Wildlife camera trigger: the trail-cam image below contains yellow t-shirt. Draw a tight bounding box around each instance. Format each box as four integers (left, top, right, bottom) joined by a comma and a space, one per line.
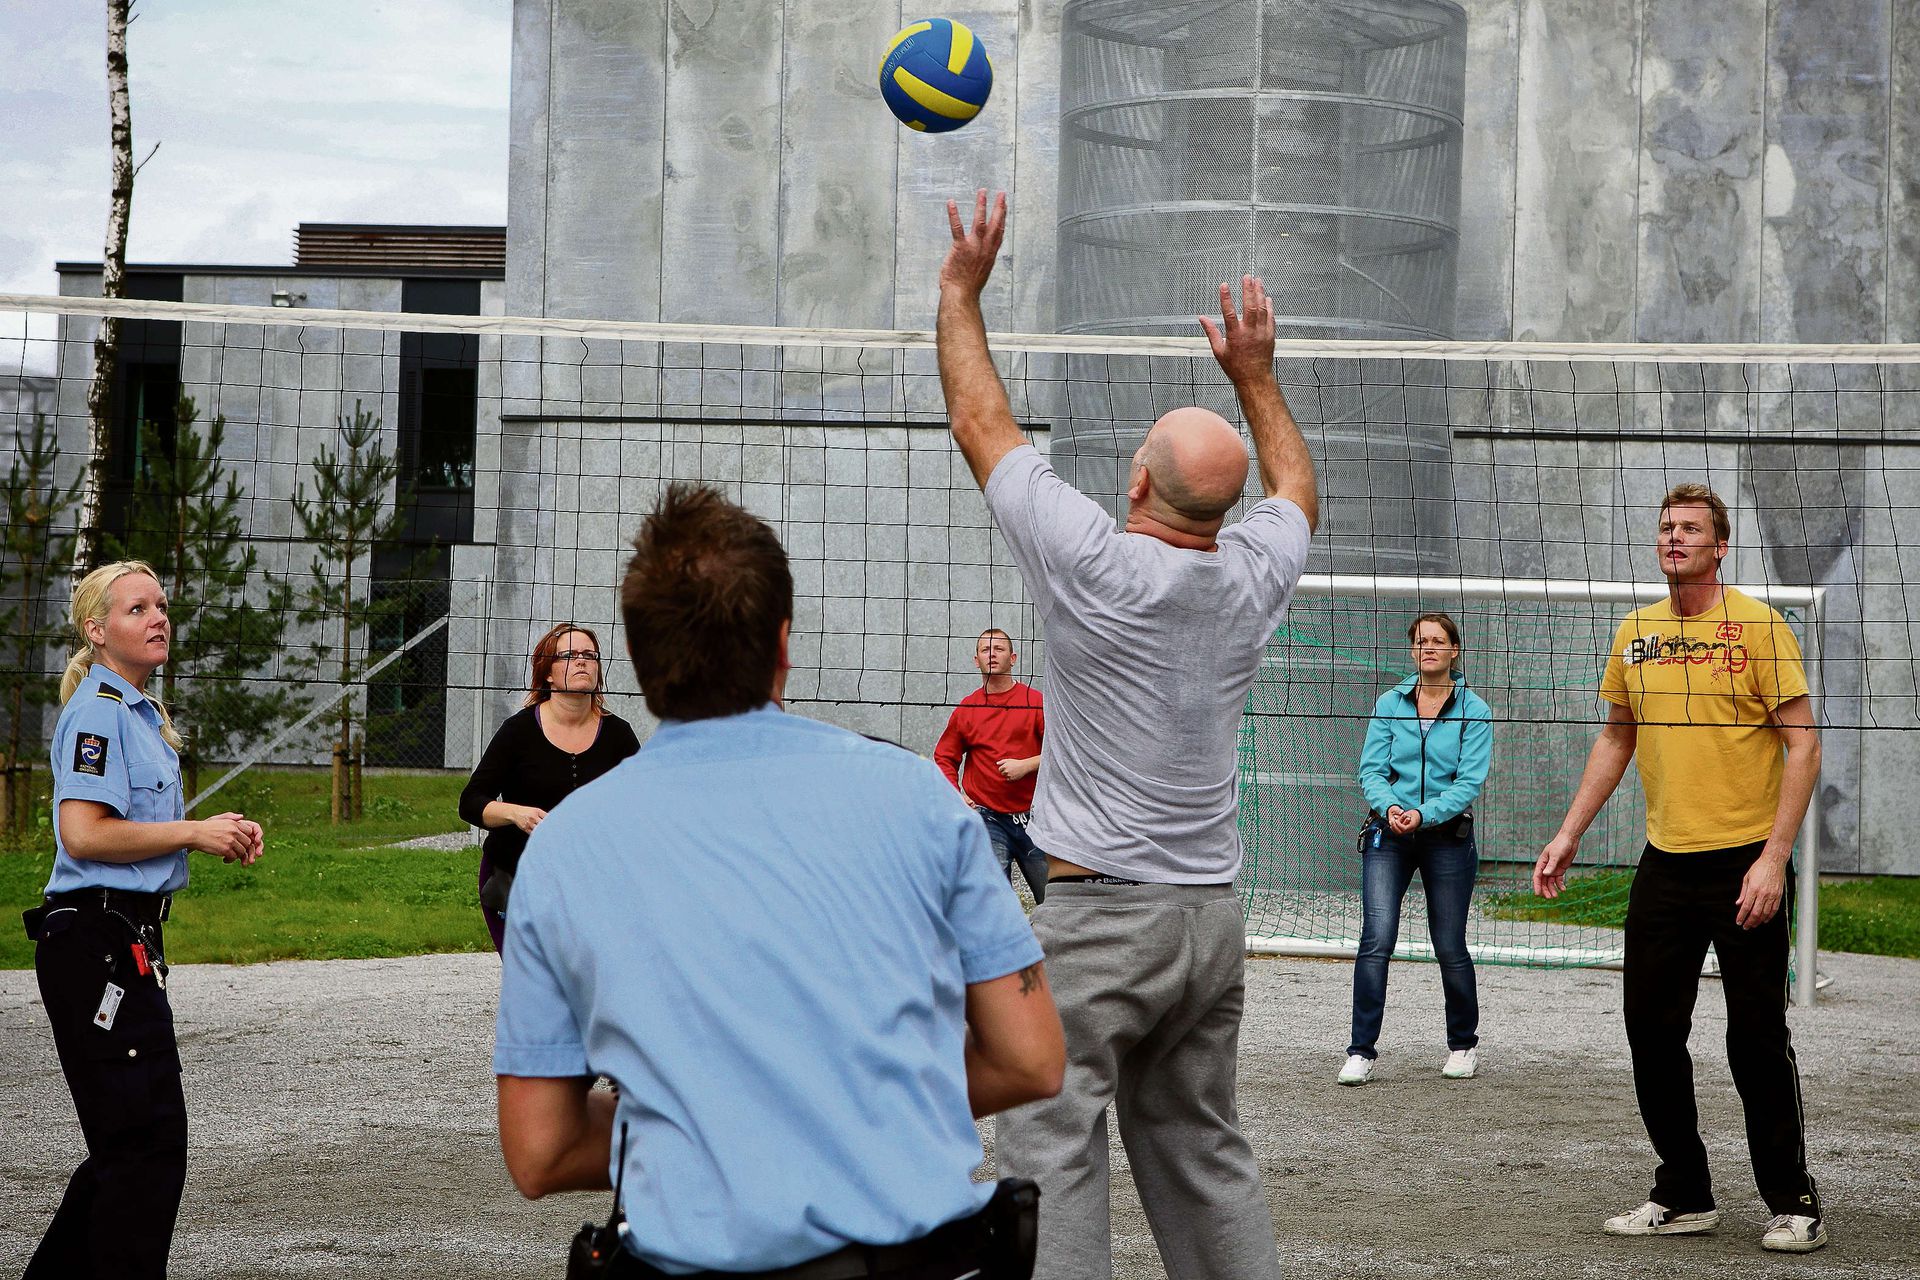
1599, 586, 1809, 853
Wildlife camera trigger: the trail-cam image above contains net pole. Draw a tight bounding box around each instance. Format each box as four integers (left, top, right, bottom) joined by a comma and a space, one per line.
1793, 588, 1825, 1007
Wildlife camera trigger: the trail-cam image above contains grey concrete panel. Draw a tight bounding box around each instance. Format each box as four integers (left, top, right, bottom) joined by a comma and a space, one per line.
660, 0, 783, 323
775, 0, 901, 328
1635, 0, 1767, 342
1455, 0, 1520, 339
1010, 0, 1063, 334
544, 0, 667, 320
1892, 6, 1920, 342
509, 0, 554, 317
1760, 0, 1889, 342
1511, 0, 1641, 341
891, 2, 1019, 334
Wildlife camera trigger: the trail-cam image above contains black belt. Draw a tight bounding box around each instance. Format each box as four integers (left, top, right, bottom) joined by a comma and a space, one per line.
606, 1179, 1036, 1280
46, 887, 172, 923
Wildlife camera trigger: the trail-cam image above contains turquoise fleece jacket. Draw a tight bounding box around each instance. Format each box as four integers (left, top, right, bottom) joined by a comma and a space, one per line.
1357, 674, 1493, 826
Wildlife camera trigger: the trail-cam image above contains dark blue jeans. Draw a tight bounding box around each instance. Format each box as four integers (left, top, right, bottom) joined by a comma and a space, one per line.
1348, 816, 1480, 1058
979, 807, 1047, 903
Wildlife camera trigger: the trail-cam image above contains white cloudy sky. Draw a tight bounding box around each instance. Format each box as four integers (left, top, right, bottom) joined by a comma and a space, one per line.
1, 0, 509, 362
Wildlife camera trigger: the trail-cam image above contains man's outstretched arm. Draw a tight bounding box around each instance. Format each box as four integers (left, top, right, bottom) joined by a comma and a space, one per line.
1201, 277, 1318, 530
937, 190, 1028, 490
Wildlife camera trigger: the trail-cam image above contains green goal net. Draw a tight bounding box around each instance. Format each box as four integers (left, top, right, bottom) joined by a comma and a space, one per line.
1239, 581, 1817, 970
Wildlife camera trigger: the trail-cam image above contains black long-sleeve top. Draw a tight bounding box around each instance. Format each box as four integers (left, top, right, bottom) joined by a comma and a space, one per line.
459, 705, 641, 874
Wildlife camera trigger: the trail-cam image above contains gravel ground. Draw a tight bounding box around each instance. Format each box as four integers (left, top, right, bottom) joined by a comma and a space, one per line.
2, 948, 1914, 1278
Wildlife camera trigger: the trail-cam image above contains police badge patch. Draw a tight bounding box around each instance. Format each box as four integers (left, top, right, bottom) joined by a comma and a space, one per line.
74, 732, 109, 777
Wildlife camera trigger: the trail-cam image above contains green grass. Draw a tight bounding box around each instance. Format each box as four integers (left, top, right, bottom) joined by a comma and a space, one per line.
1818, 876, 1920, 959
1484, 867, 1920, 960
8, 768, 1917, 965
0, 769, 491, 969
1482, 868, 1637, 928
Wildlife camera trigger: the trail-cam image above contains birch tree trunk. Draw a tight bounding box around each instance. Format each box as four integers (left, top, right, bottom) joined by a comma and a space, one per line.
74, 0, 136, 585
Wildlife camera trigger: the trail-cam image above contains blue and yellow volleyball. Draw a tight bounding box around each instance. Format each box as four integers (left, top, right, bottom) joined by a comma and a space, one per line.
879, 19, 993, 133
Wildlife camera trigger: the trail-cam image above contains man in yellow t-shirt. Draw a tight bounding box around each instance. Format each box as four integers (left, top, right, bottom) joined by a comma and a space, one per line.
1534, 483, 1826, 1255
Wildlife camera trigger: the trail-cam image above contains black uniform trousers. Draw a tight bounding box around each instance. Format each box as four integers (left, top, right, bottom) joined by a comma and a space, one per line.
27, 903, 188, 1280
1622, 841, 1820, 1219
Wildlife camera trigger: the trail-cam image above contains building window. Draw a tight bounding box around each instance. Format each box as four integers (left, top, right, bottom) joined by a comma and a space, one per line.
398, 278, 480, 545
103, 274, 184, 541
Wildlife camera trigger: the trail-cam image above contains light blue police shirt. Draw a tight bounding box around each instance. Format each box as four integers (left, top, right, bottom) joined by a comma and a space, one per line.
46, 664, 188, 895
493, 705, 1042, 1275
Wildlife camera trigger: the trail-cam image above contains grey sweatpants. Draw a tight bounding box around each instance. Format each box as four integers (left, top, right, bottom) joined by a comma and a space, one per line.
995, 883, 1282, 1280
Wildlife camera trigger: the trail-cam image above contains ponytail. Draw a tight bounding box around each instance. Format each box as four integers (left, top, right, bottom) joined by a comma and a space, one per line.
64, 561, 186, 752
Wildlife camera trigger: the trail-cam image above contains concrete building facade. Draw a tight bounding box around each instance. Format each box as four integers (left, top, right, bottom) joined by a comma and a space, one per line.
494, 0, 1920, 875
21, 229, 509, 777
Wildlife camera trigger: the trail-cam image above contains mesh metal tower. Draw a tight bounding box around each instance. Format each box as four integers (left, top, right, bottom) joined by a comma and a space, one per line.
1052, 1, 1469, 893
1057, 0, 1467, 340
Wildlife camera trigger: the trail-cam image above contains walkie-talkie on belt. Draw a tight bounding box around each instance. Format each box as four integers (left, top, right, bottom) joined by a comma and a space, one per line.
567, 1121, 629, 1278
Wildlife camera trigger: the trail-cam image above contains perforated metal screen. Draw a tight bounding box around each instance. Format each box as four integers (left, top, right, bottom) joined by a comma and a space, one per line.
1059, 0, 1467, 341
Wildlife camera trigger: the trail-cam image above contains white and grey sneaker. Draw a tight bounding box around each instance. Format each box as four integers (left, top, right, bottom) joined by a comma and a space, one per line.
1603, 1201, 1721, 1236
1760, 1214, 1826, 1252
1337, 1054, 1374, 1086
1441, 1048, 1478, 1079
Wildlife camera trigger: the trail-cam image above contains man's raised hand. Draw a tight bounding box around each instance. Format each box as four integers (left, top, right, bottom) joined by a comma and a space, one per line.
939, 189, 1007, 299
1200, 275, 1277, 385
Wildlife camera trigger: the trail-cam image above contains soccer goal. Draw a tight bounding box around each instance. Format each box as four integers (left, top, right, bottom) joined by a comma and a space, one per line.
1239, 573, 1824, 1006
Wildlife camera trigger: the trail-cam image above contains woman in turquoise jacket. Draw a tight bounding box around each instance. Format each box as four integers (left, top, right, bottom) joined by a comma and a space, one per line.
1339, 612, 1493, 1086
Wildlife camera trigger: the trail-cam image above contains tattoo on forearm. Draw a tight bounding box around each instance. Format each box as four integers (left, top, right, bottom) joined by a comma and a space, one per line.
1018, 963, 1041, 996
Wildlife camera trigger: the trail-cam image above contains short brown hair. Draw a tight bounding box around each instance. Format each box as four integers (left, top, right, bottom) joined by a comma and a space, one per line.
524, 622, 607, 712
621, 484, 793, 721
1659, 483, 1730, 543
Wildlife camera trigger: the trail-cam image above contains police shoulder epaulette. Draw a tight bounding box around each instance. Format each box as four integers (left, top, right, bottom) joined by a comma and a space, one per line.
95, 687, 123, 702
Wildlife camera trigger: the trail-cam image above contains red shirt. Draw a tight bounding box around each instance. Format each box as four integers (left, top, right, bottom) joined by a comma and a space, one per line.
934, 681, 1045, 814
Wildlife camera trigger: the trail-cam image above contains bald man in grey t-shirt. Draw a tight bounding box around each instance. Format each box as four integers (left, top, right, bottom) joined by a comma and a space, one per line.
936, 190, 1318, 1280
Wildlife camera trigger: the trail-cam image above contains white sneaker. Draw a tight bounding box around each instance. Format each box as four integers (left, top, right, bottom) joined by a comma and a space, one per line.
1603, 1201, 1721, 1236
1441, 1048, 1478, 1079
1760, 1214, 1826, 1252
1336, 1054, 1374, 1086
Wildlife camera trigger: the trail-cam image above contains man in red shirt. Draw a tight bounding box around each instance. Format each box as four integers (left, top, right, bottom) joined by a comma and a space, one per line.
935, 629, 1047, 900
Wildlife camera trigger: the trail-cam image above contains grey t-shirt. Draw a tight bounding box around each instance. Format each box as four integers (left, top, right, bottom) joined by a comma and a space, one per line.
984, 446, 1312, 883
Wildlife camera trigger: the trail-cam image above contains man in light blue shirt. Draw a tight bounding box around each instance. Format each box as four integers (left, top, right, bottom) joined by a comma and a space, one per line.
494, 484, 1065, 1279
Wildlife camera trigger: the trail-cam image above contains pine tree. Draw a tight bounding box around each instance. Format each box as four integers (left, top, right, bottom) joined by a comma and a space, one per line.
290, 401, 409, 823
0, 415, 81, 836
105, 395, 301, 797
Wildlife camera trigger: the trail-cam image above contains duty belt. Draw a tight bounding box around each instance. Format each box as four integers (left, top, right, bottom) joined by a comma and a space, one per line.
46, 886, 172, 923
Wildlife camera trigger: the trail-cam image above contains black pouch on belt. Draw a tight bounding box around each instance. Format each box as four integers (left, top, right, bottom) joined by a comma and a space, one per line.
566, 1121, 629, 1279
480, 867, 515, 917
980, 1177, 1041, 1279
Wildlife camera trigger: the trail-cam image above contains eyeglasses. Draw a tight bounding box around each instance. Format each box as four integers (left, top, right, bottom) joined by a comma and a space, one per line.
555, 650, 603, 664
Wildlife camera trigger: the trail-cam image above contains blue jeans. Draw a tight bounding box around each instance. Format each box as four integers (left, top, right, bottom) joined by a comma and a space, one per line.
1348, 816, 1479, 1058
979, 807, 1048, 903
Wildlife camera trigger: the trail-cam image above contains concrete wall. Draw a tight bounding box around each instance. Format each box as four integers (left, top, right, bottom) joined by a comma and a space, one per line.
1451, 0, 1920, 873
509, 0, 1059, 332
1450, 0, 1917, 345
496, 0, 1920, 874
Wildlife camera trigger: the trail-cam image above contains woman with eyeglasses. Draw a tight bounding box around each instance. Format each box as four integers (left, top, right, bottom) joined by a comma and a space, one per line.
1338, 611, 1494, 1087
459, 623, 640, 952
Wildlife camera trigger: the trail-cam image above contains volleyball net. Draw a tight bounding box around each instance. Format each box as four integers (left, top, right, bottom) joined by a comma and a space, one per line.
2, 293, 1917, 985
